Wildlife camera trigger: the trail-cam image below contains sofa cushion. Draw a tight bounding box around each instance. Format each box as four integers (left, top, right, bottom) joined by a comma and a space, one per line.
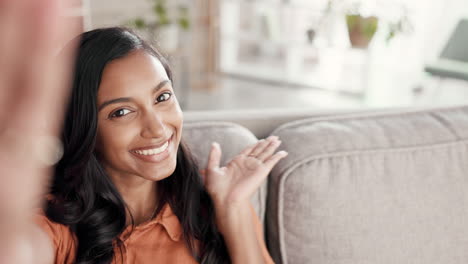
182, 121, 267, 222
267, 106, 468, 264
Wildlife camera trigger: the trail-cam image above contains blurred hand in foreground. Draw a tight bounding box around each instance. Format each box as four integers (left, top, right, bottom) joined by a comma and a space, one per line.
0, 0, 80, 263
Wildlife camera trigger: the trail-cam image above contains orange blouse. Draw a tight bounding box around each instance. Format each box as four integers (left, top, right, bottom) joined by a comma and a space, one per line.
36, 203, 274, 263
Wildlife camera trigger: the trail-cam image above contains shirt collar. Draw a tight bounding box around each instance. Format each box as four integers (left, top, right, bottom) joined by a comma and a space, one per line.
120, 203, 183, 242
153, 203, 183, 242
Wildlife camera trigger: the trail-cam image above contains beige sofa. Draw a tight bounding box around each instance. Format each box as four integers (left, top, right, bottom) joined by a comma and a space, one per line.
182, 105, 468, 264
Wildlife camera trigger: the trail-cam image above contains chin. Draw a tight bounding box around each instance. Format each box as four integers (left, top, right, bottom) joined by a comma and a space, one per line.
145, 172, 173, 182
142, 159, 177, 182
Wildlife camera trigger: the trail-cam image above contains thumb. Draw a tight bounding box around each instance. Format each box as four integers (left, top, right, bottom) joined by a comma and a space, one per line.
207, 142, 221, 170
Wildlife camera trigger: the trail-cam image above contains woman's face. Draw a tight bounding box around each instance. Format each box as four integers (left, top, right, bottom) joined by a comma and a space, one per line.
96, 50, 183, 183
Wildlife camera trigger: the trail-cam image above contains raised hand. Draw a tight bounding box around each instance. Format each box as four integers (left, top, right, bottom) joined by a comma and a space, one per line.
200, 136, 288, 210
199, 136, 288, 263
0, 0, 80, 263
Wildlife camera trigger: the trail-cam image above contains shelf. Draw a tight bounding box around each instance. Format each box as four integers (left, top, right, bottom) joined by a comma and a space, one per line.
221, 40, 372, 92
219, 0, 330, 10
221, 32, 331, 48
218, 0, 369, 93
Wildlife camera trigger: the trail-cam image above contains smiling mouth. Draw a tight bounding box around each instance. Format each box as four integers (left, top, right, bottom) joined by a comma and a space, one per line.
130, 134, 173, 156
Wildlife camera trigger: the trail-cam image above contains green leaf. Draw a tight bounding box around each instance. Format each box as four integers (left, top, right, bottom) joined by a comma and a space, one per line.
177, 6, 190, 30
346, 14, 358, 30
362, 18, 378, 39
178, 17, 190, 30
386, 30, 396, 43
153, 2, 167, 17
159, 14, 170, 26
131, 17, 147, 29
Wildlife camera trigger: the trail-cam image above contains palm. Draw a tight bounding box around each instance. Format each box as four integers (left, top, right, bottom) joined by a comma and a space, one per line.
200, 136, 288, 206
0, 1, 79, 263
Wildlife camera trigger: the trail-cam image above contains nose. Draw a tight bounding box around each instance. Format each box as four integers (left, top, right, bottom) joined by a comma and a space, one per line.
140, 111, 169, 139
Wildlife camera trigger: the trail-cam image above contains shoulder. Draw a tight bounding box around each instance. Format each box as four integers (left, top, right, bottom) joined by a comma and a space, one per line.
34, 211, 71, 245
34, 209, 77, 264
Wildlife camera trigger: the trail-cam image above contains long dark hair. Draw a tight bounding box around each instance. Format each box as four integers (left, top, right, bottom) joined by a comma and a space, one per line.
46, 27, 230, 264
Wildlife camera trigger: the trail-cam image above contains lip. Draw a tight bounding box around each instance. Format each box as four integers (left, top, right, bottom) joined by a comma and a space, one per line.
131, 134, 173, 151
130, 134, 173, 163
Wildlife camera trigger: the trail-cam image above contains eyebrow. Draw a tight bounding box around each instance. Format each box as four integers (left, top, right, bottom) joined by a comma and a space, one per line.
98, 80, 170, 112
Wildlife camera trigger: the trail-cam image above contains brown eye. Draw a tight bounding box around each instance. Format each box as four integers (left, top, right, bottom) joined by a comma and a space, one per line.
156, 92, 172, 103
110, 108, 132, 118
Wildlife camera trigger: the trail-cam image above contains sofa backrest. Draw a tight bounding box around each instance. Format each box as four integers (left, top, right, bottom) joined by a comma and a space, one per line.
267, 105, 468, 264
184, 107, 440, 139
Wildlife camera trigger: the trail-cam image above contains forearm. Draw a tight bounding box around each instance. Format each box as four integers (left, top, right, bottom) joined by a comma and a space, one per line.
215, 202, 265, 264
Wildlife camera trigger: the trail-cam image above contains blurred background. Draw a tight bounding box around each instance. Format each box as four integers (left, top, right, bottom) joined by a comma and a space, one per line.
71, 0, 468, 111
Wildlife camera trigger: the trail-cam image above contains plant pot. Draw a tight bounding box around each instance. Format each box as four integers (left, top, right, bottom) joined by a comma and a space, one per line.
346, 14, 379, 49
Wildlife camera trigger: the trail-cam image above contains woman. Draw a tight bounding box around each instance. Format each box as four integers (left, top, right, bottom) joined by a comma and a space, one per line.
34, 27, 288, 264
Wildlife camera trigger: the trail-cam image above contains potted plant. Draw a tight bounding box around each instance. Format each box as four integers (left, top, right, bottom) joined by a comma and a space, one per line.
345, 14, 378, 48
127, 0, 190, 53
327, 0, 413, 49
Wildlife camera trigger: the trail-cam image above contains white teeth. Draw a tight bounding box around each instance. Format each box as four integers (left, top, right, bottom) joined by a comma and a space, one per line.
134, 140, 169, 156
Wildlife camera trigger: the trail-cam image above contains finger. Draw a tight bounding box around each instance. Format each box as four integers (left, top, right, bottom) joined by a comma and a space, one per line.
257, 139, 282, 162
40, 9, 82, 136
0, 0, 29, 120
249, 136, 278, 157
207, 142, 221, 170
239, 141, 258, 156
245, 139, 267, 157
2, 0, 58, 124
9, 0, 81, 136
199, 169, 206, 184
264, 151, 289, 169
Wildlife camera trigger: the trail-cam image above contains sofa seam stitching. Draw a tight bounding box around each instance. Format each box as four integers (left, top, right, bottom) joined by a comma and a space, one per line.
271, 106, 468, 135
276, 139, 468, 177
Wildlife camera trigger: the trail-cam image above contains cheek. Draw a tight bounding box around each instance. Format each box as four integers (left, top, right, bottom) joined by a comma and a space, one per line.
170, 107, 184, 143
96, 124, 135, 158
171, 99, 184, 127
